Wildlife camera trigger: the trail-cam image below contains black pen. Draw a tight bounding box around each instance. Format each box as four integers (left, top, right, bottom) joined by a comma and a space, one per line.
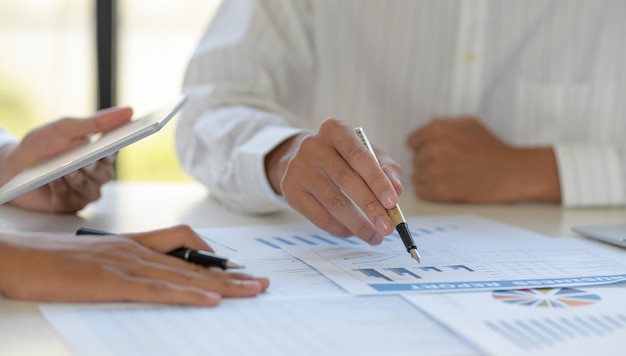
354, 127, 422, 263
76, 227, 245, 269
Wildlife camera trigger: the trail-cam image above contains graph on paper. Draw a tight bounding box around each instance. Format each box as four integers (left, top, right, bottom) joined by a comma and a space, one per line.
405, 285, 626, 356
278, 215, 626, 295
483, 311, 626, 352
491, 288, 602, 308
198, 215, 626, 296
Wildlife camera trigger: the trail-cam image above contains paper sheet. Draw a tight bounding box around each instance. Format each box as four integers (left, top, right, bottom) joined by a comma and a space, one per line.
199, 224, 345, 299
39, 215, 626, 355
277, 215, 626, 294
40, 295, 476, 356
404, 284, 626, 355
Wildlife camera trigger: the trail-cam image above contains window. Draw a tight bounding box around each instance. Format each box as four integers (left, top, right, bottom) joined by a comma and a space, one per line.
0, 0, 221, 181
115, 0, 221, 181
0, 0, 94, 136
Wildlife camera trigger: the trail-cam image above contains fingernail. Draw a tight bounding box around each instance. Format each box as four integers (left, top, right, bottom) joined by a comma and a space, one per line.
240, 280, 262, 287
380, 190, 396, 209
201, 292, 221, 305
376, 215, 393, 232
255, 277, 271, 290
391, 173, 402, 188
369, 233, 384, 246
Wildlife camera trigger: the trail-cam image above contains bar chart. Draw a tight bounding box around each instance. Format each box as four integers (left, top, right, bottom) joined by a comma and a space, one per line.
485, 312, 626, 351
405, 285, 626, 355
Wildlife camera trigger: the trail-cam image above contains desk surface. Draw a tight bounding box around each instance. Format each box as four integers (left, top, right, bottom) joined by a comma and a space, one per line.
1, 182, 625, 355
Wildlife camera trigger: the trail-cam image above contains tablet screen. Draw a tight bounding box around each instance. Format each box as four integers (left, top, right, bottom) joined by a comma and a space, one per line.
0, 95, 186, 205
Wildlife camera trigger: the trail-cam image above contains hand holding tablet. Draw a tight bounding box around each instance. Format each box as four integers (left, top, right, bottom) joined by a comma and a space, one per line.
0, 96, 186, 210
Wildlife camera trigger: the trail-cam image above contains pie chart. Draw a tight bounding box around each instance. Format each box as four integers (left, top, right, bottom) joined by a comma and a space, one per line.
492, 287, 601, 308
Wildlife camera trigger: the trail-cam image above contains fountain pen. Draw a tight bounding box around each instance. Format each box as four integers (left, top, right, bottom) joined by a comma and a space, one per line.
355, 127, 422, 263
75, 227, 245, 269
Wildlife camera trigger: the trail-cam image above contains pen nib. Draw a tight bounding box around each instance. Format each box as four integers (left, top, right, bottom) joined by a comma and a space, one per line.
226, 258, 246, 269
409, 249, 421, 264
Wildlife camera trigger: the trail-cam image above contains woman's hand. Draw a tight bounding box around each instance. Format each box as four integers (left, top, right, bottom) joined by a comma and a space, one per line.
0, 225, 269, 306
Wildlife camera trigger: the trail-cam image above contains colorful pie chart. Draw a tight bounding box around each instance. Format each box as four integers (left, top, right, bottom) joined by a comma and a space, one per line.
492, 287, 601, 308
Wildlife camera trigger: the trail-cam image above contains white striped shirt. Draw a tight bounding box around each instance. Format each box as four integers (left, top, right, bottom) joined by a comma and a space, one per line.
177, 0, 626, 213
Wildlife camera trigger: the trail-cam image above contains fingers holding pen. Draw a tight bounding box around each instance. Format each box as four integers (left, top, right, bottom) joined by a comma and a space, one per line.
23, 226, 270, 305
13, 232, 270, 305
376, 148, 404, 197
123, 226, 270, 296
279, 118, 398, 245
126, 225, 216, 253
280, 133, 354, 237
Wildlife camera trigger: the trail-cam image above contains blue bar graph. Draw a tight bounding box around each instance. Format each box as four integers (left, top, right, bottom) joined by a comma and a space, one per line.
385, 267, 422, 279
356, 268, 393, 282
258, 233, 361, 248
293, 236, 317, 245
255, 238, 281, 249
312, 234, 339, 245
275, 237, 296, 246
447, 265, 475, 272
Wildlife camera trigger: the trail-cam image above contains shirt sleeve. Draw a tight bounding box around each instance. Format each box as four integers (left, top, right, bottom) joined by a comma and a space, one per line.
176, 0, 314, 214
554, 143, 626, 206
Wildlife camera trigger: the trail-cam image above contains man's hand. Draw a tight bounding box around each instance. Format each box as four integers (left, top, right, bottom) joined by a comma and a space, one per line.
406, 117, 561, 203
265, 118, 404, 245
0, 107, 133, 213
0, 225, 269, 305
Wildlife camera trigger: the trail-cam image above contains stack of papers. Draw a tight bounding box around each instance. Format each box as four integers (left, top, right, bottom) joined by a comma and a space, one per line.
41, 215, 626, 355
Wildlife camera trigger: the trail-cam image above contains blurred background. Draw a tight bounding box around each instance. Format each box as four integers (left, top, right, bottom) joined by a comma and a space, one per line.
0, 0, 222, 181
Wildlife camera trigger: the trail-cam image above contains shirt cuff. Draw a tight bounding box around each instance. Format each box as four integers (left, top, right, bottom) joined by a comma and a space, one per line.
554, 144, 625, 206
235, 125, 307, 211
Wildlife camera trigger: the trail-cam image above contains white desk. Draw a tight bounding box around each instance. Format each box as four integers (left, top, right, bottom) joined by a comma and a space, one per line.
1, 182, 625, 355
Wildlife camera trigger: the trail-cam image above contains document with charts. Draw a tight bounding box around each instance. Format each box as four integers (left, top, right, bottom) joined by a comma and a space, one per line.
275, 215, 626, 295
40, 221, 479, 356
404, 284, 626, 356
39, 215, 626, 356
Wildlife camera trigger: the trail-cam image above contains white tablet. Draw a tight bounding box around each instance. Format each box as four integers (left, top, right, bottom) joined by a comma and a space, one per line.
573, 223, 626, 248
0, 95, 187, 205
